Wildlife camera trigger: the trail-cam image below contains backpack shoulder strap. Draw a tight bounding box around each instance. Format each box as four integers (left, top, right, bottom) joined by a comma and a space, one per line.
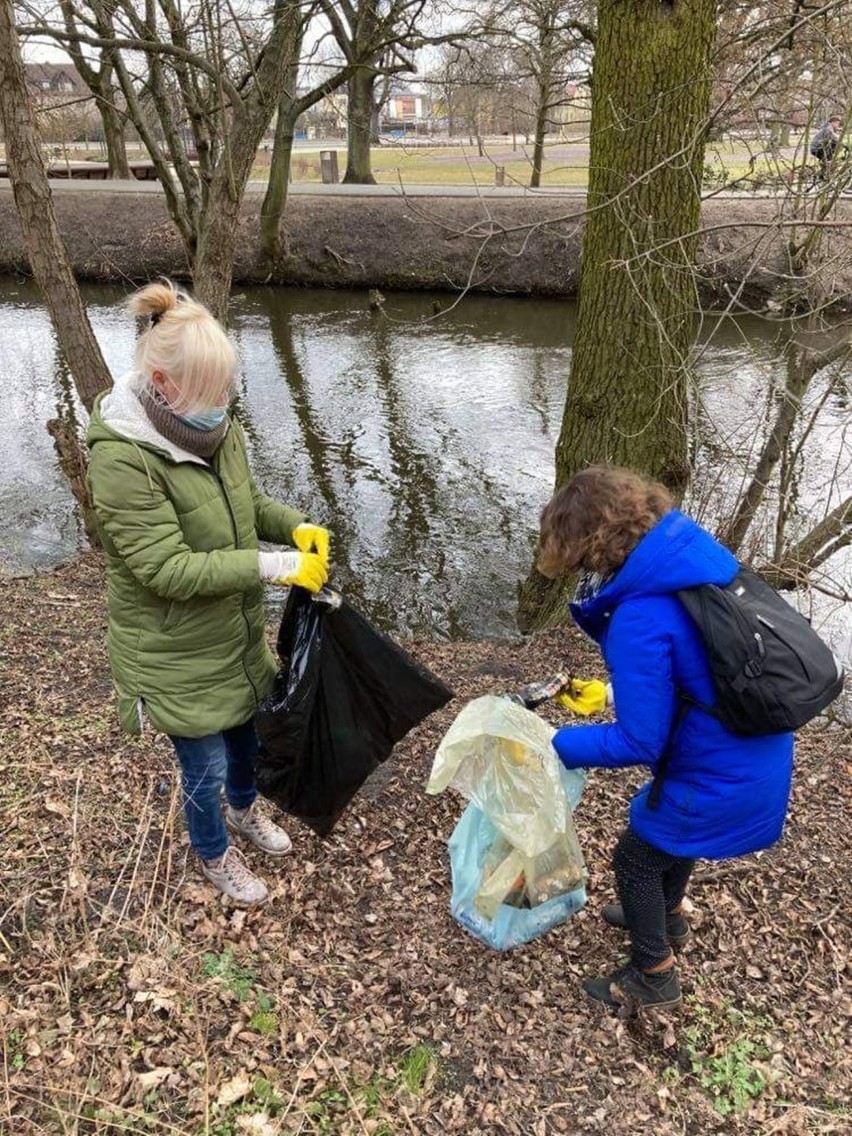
647, 697, 690, 810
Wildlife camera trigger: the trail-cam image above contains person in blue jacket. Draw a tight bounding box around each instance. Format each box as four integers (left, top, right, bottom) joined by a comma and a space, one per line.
537, 465, 794, 1010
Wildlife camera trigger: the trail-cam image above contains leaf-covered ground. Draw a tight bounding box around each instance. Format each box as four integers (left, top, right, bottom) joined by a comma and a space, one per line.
1, 553, 850, 1135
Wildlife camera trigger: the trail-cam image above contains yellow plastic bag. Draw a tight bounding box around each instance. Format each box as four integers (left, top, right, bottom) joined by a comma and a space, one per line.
426, 695, 571, 858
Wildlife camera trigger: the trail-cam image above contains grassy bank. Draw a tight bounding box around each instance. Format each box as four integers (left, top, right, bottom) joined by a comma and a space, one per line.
1, 554, 850, 1134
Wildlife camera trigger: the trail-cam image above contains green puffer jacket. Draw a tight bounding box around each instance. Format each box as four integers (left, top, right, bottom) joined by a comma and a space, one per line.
86, 372, 306, 738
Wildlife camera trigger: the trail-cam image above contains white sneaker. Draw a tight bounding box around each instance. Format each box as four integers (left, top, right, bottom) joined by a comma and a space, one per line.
201, 845, 269, 904
225, 801, 292, 856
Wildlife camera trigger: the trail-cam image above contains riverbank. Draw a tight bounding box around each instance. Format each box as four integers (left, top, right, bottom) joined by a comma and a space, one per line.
2, 186, 852, 305
2, 552, 850, 1134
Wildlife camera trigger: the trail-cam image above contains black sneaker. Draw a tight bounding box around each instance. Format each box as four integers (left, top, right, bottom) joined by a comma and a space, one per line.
583, 963, 682, 1010
602, 903, 690, 948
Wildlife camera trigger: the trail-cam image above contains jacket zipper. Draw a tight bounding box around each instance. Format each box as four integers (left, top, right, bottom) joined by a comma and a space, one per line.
209, 464, 261, 708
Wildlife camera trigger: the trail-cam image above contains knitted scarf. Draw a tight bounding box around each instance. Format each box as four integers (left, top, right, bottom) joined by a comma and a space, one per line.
139, 389, 229, 460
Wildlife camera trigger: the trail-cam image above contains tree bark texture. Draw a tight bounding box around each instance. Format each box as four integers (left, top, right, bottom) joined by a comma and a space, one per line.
344, 65, 379, 184
0, 0, 112, 412
261, 53, 352, 262
47, 417, 99, 540
518, 0, 717, 631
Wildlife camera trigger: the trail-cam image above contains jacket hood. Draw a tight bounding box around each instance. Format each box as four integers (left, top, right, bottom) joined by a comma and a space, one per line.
87, 370, 212, 465
572, 510, 738, 625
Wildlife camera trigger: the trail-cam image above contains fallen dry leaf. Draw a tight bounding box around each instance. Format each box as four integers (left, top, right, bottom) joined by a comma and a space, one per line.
216, 1073, 253, 1108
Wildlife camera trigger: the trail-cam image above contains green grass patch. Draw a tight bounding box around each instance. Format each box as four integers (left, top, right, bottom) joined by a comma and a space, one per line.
397, 1044, 435, 1095
678, 1000, 776, 1116
201, 948, 257, 1002
201, 951, 279, 1036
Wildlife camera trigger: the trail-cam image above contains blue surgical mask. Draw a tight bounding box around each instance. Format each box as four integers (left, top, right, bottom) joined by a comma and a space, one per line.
178, 406, 228, 431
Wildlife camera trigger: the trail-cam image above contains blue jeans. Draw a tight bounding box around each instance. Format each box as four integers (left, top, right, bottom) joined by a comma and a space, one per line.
169, 718, 259, 861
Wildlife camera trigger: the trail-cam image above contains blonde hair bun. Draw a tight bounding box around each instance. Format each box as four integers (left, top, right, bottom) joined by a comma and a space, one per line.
128, 279, 181, 321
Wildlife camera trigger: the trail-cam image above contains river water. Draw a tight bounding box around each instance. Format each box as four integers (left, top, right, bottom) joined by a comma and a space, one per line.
1, 280, 849, 652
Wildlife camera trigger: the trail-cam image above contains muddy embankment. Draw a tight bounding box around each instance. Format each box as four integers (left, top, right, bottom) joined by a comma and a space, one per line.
1, 185, 852, 305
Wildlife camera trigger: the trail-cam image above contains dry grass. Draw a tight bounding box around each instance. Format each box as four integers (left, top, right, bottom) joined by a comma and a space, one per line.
1, 552, 850, 1135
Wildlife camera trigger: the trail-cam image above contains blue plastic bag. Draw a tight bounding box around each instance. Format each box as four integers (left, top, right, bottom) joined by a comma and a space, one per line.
447, 765, 587, 951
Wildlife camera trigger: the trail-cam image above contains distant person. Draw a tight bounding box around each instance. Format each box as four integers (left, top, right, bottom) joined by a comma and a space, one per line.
810, 115, 843, 179
537, 466, 794, 1011
87, 281, 331, 904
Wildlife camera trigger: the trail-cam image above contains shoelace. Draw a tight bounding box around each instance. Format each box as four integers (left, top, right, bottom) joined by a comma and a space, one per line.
218, 845, 257, 887
240, 806, 278, 839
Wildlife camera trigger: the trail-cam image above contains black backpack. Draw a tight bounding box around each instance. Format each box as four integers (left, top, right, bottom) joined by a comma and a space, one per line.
648, 566, 845, 809
676, 566, 845, 735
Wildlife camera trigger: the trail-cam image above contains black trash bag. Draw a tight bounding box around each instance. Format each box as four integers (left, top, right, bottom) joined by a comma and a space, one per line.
255, 587, 453, 836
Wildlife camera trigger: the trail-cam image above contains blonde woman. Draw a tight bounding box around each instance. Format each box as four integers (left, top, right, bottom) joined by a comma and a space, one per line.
87, 281, 331, 904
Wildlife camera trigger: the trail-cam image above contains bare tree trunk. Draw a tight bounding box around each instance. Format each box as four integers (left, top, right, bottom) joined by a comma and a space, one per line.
261, 47, 303, 262
518, 0, 717, 631
99, 87, 131, 178
110, 47, 197, 261
261, 97, 299, 261
194, 0, 304, 320
344, 65, 378, 184
530, 82, 549, 188
0, 0, 111, 412
261, 55, 352, 262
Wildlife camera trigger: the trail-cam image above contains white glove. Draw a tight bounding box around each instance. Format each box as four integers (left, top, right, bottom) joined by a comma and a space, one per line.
258, 549, 328, 593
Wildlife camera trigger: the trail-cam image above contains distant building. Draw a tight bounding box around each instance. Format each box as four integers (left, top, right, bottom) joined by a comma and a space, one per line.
384, 87, 430, 126
25, 63, 89, 104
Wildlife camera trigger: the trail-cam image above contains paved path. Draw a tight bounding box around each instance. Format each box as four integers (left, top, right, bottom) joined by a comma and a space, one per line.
0, 179, 800, 200
0, 178, 586, 198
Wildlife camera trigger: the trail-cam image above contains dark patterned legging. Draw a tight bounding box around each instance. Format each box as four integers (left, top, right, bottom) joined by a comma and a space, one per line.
613, 828, 695, 970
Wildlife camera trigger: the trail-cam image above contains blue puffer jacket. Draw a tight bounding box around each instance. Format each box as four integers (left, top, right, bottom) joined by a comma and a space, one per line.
553, 510, 794, 861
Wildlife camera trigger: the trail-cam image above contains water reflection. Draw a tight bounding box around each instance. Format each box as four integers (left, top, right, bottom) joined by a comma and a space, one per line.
0, 280, 848, 641
232, 288, 572, 636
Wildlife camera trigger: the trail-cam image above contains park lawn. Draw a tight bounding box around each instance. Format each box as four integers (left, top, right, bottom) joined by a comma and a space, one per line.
253, 141, 797, 189
255, 144, 592, 187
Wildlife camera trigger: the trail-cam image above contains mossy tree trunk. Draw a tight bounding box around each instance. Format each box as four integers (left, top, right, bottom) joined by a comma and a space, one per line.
518, 0, 717, 631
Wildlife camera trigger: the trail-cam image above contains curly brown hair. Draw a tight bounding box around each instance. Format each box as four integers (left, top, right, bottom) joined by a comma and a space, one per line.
537, 465, 674, 579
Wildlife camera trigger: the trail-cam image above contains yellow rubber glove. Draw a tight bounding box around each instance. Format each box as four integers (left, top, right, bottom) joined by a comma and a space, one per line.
293, 522, 331, 568
258, 550, 328, 593
557, 679, 609, 717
